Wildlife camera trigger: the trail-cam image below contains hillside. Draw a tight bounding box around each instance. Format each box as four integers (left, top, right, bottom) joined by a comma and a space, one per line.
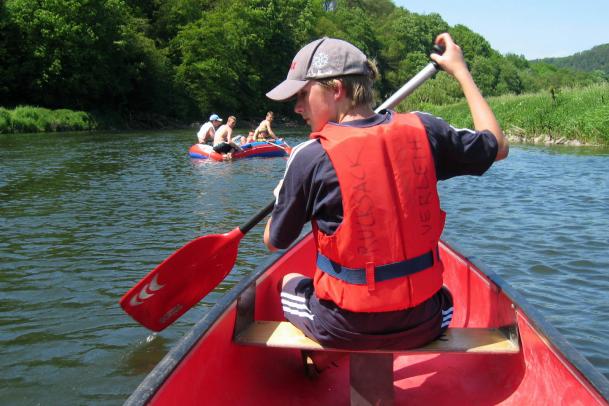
534, 44, 609, 74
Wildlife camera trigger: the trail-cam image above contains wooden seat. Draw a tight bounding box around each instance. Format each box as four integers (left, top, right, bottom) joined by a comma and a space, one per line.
234, 320, 520, 354
235, 320, 520, 405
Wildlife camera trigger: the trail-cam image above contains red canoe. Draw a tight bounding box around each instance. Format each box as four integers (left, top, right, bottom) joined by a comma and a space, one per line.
189, 140, 291, 161
125, 234, 609, 405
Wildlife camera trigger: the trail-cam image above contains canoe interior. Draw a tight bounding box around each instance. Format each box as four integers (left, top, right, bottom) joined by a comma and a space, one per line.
131, 234, 608, 405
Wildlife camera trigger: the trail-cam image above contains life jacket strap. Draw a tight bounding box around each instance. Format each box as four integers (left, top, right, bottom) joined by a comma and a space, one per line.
316, 247, 438, 286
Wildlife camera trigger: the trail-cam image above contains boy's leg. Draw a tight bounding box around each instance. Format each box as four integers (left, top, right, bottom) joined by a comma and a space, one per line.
281, 275, 345, 375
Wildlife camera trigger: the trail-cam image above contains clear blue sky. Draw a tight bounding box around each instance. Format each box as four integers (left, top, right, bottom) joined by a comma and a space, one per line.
394, 0, 609, 59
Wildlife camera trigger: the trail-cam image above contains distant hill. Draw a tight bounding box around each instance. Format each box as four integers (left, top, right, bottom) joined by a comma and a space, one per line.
533, 44, 609, 74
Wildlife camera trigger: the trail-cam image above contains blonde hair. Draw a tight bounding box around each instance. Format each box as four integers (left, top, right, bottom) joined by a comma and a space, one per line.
317, 59, 379, 108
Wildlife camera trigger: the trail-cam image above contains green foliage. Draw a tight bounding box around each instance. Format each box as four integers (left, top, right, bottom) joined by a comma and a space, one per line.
414, 83, 609, 145
2, 0, 191, 120
376, 8, 449, 98
449, 24, 494, 60
0, 108, 12, 131
1, 0, 607, 130
172, 0, 320, 118
0, 106, 96, 133
534, 44, 609, 75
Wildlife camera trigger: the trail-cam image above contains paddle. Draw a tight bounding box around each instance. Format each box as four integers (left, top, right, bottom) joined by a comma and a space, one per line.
263, 139, 291, 153
120, 200, 275, 331
120, 46, 444, 331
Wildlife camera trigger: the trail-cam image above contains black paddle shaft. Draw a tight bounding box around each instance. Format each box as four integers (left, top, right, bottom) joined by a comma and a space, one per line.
239, 199, 275, 235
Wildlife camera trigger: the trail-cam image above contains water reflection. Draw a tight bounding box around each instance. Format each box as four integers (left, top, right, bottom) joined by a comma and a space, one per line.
0, 130, 608, 405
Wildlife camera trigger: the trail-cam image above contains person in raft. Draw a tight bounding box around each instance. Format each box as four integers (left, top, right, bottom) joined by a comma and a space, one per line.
262, 34, 509, 353
213, 115, 242, 160
252, 111, 278, 142
197, 113, 223, 144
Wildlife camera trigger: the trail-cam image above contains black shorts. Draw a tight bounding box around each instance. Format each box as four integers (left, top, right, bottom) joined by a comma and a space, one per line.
281, 277, 453, 350
213, 142, 233, 154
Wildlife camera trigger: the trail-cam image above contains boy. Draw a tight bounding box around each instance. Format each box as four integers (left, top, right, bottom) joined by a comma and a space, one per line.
263, 34, 508, 351
212, 116, 242, 160
253, 111, 278, 141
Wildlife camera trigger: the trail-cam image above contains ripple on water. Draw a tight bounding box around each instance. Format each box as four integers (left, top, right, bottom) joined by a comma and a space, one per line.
2, 134, 609, 403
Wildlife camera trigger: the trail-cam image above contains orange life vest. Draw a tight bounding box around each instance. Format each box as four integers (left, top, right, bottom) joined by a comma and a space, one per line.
310, 113, 446, 312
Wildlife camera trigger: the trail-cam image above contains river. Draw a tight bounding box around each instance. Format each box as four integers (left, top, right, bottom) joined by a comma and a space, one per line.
1, 129, 608, 405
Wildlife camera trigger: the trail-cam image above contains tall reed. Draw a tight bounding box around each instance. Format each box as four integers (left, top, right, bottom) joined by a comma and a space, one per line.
408, 83, 609, 145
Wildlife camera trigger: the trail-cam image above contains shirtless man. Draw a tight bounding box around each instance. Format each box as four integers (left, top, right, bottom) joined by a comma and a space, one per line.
212, 116, 241, 160
252, 111, 278, 141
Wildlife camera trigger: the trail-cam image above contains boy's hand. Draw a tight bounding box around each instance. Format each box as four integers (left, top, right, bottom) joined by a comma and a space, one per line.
430, 33, 469, 78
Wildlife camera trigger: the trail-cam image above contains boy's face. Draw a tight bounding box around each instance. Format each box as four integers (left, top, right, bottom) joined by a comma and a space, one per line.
294, 82, 336, 132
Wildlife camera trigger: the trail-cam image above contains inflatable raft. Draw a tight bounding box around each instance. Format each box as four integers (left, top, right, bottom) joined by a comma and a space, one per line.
189, 140, 291, 161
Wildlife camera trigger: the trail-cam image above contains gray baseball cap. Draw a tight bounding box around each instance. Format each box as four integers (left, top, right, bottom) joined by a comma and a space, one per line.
266, 37, 370, 101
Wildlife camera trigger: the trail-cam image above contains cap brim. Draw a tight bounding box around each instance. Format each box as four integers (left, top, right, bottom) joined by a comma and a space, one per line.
266, 79, 309, 101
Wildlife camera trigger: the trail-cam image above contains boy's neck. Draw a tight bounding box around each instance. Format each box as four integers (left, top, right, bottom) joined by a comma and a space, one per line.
336, 104, 375, 124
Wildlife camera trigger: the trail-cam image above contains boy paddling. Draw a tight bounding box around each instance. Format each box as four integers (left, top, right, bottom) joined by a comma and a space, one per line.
262, 34, 508, 353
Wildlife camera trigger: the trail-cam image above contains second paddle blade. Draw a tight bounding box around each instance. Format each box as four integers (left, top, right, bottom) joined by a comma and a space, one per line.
119, 227, 244, 331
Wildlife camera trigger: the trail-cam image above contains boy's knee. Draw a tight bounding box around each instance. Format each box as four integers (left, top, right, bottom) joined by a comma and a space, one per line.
282, 273, 304, 289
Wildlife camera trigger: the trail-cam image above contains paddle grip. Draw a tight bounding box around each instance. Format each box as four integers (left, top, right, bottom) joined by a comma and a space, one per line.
430, 43, 446, 70
240, 199, 275, 235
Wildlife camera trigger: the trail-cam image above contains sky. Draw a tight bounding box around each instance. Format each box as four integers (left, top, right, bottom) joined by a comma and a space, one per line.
393, 0, 609, 59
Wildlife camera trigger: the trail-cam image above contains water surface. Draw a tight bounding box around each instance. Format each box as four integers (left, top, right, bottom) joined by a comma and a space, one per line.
1, 130, 608, 404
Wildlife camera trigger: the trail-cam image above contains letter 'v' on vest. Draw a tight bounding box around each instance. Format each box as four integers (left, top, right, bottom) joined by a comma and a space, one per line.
310, 113, 446, 312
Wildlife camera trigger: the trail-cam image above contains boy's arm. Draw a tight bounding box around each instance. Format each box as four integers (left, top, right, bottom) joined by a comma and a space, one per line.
431, 33, 509, 161
263, 217, 278, 251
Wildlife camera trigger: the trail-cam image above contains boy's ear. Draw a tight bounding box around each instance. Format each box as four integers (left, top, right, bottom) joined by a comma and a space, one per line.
333, 79, 347, 101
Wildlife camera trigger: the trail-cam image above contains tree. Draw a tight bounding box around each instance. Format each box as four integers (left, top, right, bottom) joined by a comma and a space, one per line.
172, 0, 320, 117
376, 8, 449, 97
4, 0, 183, 117
448, 24, 493, 61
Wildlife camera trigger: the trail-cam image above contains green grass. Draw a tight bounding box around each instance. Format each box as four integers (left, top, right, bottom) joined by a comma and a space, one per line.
0, 106, 97, 134
407, 83, 609, 145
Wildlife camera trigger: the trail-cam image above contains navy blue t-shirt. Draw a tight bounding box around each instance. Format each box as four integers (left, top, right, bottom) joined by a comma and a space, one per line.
270, 110, 498, 249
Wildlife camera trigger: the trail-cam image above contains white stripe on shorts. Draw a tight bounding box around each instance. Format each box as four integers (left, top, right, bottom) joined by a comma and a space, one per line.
441, 309, 453, 328
282, 306, 314, 320
281, 297, 310, 311
281, 291, 306, 303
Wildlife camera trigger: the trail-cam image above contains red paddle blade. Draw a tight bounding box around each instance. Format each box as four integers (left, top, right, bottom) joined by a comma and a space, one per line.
120, 227, 244, 331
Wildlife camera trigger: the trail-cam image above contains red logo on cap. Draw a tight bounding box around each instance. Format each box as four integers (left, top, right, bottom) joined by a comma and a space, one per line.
290, 61, 297, 70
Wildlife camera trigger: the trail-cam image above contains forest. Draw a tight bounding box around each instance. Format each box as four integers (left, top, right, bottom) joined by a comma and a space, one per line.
534, 44, 609, 75
1, 0, 607, 128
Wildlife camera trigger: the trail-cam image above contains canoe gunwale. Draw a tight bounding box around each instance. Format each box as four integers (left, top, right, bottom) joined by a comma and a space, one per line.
124, 240, 291, 406
125, 235, 609, 404
442, 239, 609, 401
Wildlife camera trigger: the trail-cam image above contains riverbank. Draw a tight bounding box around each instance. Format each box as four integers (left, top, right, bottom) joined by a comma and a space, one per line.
4, 83, 608, 145
412, 83, 609, 146
0, 106, 97, 133
0, 106, 195, 134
